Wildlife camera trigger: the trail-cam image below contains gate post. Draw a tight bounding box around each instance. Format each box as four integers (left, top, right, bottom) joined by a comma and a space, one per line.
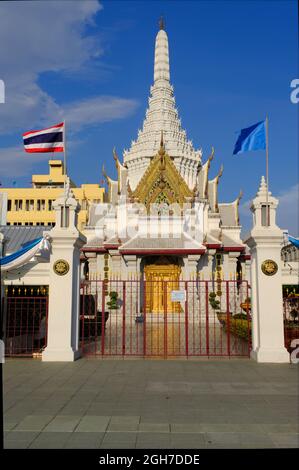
42, 183, 86, 362
245, 177, 289, 363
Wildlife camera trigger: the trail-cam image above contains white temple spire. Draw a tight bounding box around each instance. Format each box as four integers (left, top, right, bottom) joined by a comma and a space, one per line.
123, 20, 202, 191
154, 18, 170, 82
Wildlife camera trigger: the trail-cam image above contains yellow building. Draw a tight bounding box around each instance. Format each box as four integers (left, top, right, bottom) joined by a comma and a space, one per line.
0, 160, 105, 231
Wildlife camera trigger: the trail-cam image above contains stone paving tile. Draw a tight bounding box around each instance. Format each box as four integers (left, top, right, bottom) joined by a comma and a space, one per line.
136, 432, 171, 449
4, 432, 40, 449
4, 420, 19, 431
43, 415, 82, 432
200, 423, 265, 433
260, 423, 299, 434
14, 415, 54, 432
237, 432, 277, 448
269, 433, 299, 448
100, 432, 137, 449
170, 432, 206, 449
205, 432, 243, 449
170, 423, 203, 433
64, 432, 105, 449
76, 416, 111, 432
138, 423, 170, 433
29, 432, 70, 449
108, 416, 140, 432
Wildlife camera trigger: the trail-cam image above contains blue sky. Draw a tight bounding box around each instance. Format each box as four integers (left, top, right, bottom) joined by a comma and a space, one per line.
0, 0, 298, 234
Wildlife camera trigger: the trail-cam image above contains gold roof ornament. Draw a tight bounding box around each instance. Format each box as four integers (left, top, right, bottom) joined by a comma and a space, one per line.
130, 135, 193, 210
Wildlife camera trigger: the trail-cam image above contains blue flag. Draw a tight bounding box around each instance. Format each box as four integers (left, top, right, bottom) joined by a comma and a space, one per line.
233, 120, 266, 155
288, 235, 299, 249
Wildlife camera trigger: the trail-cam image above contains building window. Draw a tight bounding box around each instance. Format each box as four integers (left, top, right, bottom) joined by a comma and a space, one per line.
7, 200, 12, 211
37, 199, 46, 211
25, 199, 34, 211
14, 199, 23, 211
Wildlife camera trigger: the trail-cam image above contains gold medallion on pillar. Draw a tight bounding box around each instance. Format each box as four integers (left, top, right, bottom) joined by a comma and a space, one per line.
53, 259, 70, 276
261, 259, 278, 276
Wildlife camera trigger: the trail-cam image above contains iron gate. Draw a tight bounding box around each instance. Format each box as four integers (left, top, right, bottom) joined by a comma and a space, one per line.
283, 295, 299, 354
3, 285, 48, 357
80, 279, 251, 358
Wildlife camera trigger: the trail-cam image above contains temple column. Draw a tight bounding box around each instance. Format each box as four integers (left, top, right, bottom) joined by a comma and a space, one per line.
245, 177, 289, 363
42, 185, 86, 362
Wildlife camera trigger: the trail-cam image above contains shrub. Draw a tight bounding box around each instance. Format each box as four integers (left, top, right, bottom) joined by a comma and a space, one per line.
221, 317, 251, 340
233, 313, 248, 320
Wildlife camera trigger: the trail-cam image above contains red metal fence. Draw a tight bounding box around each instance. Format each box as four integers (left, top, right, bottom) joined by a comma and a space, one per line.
3, 295, 48, 357
283, 295, 299, 354
80, 279, 251, 358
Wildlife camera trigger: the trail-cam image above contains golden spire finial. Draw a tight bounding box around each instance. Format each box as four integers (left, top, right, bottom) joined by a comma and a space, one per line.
159, 16, 165, 30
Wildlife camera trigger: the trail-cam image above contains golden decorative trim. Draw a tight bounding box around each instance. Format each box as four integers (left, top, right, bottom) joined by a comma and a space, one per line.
131, 139, 193, 210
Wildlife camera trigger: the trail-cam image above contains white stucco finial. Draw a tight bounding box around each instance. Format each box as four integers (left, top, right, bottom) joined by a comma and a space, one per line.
154, 20, 170, 82
257, 175, 268, 197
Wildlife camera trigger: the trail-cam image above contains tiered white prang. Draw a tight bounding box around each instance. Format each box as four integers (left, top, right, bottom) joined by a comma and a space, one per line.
123, 25, 202, 191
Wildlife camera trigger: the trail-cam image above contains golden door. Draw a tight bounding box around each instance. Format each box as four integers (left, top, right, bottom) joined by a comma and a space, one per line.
144, 264, 181, 313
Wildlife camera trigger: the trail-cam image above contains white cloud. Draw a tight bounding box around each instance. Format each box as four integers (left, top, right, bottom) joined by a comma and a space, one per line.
63, 96, 139, 131
0, 1, 138, 135
240, 183, 299, 237
0, 146, 49, 177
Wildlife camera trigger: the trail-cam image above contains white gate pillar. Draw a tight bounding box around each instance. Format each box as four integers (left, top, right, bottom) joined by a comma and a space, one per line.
42, 181, 86, 362
245, 176, 289, 363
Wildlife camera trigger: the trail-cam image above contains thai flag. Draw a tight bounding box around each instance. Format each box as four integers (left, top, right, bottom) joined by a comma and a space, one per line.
23, 122, 64, 153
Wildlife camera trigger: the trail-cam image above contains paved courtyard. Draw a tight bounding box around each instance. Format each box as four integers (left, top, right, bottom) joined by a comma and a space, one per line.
3, 358, 299, 449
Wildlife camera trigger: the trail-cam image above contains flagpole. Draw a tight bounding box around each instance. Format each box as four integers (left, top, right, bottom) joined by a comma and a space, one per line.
265, 115, 269, 226
63, 119, 67, 227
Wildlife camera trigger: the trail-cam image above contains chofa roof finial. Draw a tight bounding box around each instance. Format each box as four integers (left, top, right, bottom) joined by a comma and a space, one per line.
159, 16, 165, 30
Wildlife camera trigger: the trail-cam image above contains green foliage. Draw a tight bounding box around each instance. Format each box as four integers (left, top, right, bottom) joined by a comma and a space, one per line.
209, 292, 220, 310
221, 318, 251, 340
233, 313, 248, 320
229, 319, 251, 340
107, 291, 119, 309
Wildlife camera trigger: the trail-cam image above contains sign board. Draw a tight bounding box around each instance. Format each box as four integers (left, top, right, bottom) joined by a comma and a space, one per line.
171, 290, 186, 302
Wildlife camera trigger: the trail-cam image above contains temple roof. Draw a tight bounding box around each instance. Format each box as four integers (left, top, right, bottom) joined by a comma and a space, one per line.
130, 136, 193, 208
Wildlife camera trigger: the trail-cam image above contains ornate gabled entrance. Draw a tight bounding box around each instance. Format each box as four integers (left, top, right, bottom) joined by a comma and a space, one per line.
143, 256, 181, 313
127, 134, 194, 211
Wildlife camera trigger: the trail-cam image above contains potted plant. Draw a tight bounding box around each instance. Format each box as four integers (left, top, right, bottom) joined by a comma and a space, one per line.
107, 291, 120, 310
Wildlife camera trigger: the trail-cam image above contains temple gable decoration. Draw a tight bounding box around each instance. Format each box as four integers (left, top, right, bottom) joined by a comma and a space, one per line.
130, 135, 193, 210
